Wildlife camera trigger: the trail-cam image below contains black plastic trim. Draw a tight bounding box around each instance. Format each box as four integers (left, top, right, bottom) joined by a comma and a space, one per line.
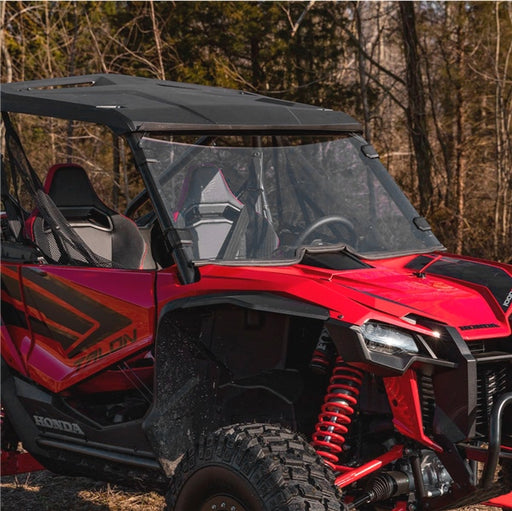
127, 133, 197, 284
37, 437, 160, 470
0, 358, 51, 460
159, 292, 330, 321
432, 327, 477, 442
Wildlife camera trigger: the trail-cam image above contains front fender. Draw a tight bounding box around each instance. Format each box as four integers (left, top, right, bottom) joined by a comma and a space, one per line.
143, 292, 329, 475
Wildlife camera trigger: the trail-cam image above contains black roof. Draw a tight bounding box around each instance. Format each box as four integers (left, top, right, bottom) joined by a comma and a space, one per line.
1, 74, 361, 135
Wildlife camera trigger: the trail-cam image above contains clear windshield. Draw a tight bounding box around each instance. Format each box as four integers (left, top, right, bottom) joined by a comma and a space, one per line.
140, 134, 443, 263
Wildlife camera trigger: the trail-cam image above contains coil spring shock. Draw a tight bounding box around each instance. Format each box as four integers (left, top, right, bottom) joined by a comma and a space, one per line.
309, 327, 335, 375
312, 356, 364, 471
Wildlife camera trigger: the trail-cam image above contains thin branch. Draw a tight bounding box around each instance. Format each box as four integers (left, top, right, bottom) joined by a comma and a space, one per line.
84, 8, 109, 73
149, 1, 166, 80
292, 0, 317, 37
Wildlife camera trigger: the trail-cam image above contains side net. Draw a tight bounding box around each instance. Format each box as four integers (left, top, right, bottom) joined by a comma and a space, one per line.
2, 113, 114, 268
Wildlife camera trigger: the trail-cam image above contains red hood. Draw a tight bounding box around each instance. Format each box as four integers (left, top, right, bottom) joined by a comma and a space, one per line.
195, 254, 512, 341
322, 255, 512, 340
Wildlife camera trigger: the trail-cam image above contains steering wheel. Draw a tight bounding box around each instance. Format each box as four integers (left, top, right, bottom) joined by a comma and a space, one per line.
295, 215, 357, 249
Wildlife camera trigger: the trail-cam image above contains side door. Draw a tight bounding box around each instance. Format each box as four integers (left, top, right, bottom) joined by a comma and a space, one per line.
20, 265, 155, 393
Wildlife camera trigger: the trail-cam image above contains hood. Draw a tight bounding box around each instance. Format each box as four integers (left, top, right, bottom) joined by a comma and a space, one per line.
326, 254, 512, 340
196, 253, 511, 341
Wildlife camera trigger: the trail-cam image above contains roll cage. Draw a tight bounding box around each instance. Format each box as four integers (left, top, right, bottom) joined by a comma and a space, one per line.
1, 74, 443, 285
0, 74, 362, 284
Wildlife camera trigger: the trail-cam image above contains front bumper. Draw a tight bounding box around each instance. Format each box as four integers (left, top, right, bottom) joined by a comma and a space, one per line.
481, 392, 512, 489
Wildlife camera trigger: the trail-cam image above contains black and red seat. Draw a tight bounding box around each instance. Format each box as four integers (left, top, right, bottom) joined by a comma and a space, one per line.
177, 164, 244, 259
26, 163, 146, 268
177, 164, 279, 260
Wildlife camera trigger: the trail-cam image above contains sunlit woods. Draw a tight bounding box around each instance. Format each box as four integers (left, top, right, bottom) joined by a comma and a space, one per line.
1, 1, 511, 262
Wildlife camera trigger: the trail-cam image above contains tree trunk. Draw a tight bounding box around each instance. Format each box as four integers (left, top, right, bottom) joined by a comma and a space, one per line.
0, 1, 13, 84
66, 2, 79, 162
493, 1, 512, 260
399, 1, 433, 215
355, 2, 371, 142
454, 4, 466, 254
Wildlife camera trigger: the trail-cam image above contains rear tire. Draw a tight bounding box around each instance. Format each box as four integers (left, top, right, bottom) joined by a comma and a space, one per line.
166, 423, 342, 511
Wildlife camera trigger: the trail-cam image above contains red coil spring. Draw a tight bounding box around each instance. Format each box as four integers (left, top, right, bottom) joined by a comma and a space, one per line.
311, 356, 364, 471
310, 348, 331, 375
309, 327, 334, 375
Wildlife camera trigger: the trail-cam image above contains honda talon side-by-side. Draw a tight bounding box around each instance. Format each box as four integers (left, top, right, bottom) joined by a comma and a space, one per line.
1, 74, 511, 510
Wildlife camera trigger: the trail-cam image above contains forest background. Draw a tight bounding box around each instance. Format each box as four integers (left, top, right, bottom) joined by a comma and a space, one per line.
1, 0, 511, 263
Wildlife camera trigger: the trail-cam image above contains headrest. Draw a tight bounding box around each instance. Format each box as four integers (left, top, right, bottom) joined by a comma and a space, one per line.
44, 164, 104, 209
179, 165, 242, 212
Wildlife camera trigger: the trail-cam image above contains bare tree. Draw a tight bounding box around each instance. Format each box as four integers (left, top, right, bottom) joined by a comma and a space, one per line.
453, 2, 467, 254
493, 2, 512, 260
0, 1, 13, 83
399, 1, 434, 216
354, 2, 371, 142
150, 0, 166, 80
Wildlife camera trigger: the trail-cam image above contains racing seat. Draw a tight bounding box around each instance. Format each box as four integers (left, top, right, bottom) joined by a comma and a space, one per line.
178, 164, 279, 260
177, 165, 243, 259
26, 164, 146, 268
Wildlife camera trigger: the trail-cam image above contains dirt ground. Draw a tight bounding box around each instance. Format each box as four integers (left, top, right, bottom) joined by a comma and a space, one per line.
0, 470, 165, 511
0, 469, 503, 511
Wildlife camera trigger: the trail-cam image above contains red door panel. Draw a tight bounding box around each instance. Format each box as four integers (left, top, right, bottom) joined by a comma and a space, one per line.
20, 265, 155, 393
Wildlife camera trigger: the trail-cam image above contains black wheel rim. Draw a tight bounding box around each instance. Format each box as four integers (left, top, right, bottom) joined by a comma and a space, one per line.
201, 494, 247, 511
174, 465, 264, 511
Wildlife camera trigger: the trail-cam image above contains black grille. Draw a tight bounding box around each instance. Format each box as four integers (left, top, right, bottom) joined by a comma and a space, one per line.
418, 373, 435, 436
475, 363, 509, 435
469, 339, 512, 439
418, 338, 512, 441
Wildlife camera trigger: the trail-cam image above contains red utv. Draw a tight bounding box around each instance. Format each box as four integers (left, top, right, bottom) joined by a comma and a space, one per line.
1, 74, 511, 510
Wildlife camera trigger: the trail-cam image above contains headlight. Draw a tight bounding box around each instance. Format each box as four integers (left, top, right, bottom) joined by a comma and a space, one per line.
361, 322, 419, 355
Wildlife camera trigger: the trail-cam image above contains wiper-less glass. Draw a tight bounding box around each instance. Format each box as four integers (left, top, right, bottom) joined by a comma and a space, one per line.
140, 135, 444, 264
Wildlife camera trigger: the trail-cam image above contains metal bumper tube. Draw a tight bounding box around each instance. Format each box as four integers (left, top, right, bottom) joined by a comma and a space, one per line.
481, 392, 512, 489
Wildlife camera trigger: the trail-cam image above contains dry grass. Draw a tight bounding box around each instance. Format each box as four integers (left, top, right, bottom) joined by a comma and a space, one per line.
0, 470, 502, 511
0, 470, 165, 511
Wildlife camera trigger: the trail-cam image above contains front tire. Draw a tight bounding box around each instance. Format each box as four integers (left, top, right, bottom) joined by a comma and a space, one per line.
166, 423, 342, 511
